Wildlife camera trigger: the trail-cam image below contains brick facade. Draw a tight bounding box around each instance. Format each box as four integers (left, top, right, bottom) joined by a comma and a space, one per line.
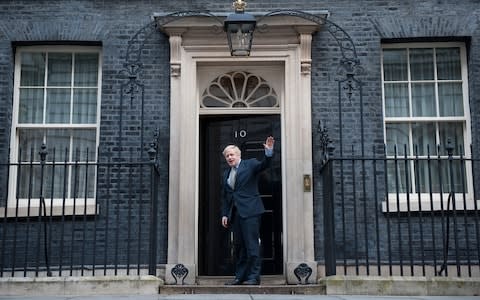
0, 0, 479, 275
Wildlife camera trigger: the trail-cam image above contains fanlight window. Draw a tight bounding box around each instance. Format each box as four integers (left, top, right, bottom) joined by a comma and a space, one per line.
201, 71, 278, 108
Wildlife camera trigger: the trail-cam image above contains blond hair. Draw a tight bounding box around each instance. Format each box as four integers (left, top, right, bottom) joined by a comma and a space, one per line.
222, 145, 241, 157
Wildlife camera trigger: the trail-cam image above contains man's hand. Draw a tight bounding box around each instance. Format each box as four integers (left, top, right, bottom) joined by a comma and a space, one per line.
264, 136, 275, 150
222, 216, 229, 228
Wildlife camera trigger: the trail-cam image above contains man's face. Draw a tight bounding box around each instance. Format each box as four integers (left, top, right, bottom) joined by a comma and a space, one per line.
224, 149, 240, 167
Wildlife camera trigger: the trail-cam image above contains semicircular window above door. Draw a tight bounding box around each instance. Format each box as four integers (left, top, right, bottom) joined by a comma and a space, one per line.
200, 71, 279, 110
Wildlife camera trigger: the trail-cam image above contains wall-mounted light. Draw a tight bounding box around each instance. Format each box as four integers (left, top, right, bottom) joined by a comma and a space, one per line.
223, 0, 257, 56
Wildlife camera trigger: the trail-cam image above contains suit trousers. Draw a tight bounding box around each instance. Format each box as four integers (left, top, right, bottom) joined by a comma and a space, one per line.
232, 210, 262, 281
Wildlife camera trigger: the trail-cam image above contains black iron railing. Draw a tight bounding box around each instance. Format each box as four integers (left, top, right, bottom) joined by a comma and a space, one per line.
0, 145, 160, 277
322, 143, 480, 277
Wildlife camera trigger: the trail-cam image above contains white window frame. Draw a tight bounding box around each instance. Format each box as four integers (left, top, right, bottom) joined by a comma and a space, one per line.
381, 42, 478, 212
1, 45, 102, 217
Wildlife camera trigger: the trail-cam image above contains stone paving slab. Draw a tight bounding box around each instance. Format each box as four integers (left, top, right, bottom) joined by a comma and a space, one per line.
1, 295, 480, 300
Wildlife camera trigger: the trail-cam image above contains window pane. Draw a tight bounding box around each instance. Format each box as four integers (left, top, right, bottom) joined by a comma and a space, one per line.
440, 160, 467, 193
439, 122, 464, 156
250, 95, 277, 107
46, 88, 70, 123
415, 159, 466, 193
74, 53, 99, 86
20, 53, 45, 86
19, 88, 44, 123
383, 49, 408, 81
47, 53, 72, 86
18, 165, 42, 199
412, 83, 435, 117
44, 165, 68, 199
436, 48, 461, 80
202, 84, 230, 107
438, 82, 464, 116
386, 123, 409, 156
387, 160, 411, 193
412, 122, 436, 156
248, 83, 278, 107
72, 129, 96, 161
18, 129, 44, 162
384, 83, 409, 117
72, 164, 95, 198
416, 160, 440, 193
45, 129, 71, 162
419, 159, 467, 194
410, 48, 434, 80
73, 88, 97, 123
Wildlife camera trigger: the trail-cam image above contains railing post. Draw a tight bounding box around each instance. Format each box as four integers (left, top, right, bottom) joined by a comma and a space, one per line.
323, 141, 336, 276
446, 138, 461, 276
38, 144, 52, 277
147, 136, 159, 276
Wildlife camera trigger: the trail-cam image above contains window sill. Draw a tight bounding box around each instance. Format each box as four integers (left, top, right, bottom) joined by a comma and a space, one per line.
381, 194, 480, 213
0, 203, 98, 218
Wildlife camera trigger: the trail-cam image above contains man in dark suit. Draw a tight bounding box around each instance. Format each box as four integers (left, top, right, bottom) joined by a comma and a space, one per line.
221, 136, 275, 286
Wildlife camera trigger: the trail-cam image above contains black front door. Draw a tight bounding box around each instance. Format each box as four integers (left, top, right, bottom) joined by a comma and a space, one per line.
199, 115, 283, 276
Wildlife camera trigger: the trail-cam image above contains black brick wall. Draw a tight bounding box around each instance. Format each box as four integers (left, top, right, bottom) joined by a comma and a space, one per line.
0, 0, 479, 272
308, 0, 480, 265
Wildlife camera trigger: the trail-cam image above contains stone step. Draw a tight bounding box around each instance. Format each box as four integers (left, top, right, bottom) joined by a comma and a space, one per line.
160, 275, 325, 295
196, 275, 287, 286
159, 284, 326, 295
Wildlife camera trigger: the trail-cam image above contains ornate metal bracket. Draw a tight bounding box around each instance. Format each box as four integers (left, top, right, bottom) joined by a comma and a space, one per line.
258, 10, 362, 77
146, 129, 160, 173
120, 20, 157, 106
293, 263, 312, 285
445, 137, 454, 157
39, 143, 48, 163
171, 263, 189, 285
121, 63, 144, 106
318, 120, 335, 172
342, 73, 361, 102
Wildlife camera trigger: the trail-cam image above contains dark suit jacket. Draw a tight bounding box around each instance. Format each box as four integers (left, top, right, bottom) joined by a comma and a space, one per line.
221, 155, 272, 220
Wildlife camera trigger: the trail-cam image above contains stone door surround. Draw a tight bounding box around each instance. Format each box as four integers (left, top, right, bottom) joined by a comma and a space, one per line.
157, 13, 324, 284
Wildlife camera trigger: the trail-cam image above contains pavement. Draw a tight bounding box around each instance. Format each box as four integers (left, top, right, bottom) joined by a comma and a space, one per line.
0, 296, 479, 300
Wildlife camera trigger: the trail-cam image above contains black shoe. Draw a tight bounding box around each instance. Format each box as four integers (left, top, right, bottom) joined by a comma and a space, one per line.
242, 279, 260, 285
225, 278, 243, 285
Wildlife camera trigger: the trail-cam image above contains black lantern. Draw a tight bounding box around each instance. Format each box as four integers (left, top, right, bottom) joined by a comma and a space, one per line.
224, 0, 257, 56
